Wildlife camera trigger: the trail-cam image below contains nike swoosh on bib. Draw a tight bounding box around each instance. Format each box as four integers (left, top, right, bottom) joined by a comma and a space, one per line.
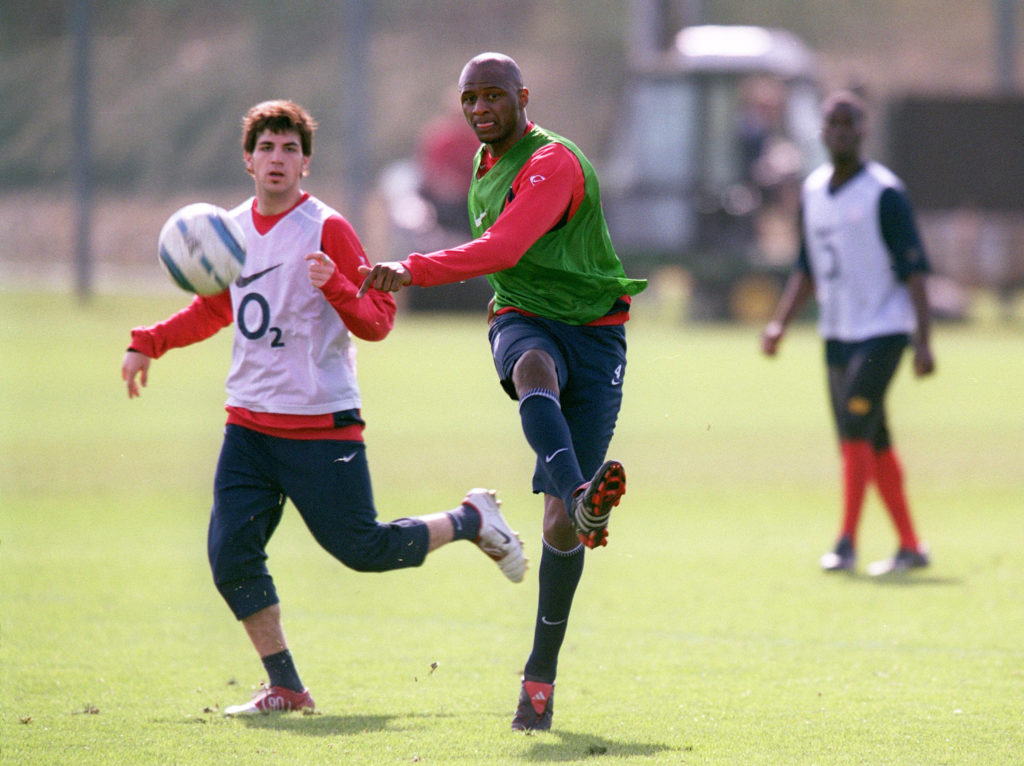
235, 263, 283, 287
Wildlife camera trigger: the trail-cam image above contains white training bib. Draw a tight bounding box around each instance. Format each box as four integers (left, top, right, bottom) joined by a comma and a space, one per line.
224, 197, 361, 415
801, 162, 916, 341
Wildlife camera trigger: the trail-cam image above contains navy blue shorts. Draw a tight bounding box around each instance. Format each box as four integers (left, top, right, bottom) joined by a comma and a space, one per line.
488, 312, 627, 495
825, 334, 908, 449
208, 425, 430, 620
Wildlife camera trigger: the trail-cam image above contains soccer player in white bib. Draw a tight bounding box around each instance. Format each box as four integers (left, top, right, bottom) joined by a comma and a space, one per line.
761, 90, 936, 577
121, 100, 525, 716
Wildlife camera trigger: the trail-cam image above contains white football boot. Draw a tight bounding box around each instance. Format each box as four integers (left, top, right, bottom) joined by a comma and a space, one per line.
463, 488, 527, 583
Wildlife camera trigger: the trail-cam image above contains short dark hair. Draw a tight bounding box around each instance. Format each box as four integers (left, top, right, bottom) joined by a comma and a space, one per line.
821, 90, 867, 120
241, 100, 317, 156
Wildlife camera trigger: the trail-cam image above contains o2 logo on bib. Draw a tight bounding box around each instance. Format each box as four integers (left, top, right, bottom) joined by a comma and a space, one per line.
237, 292, 285, 348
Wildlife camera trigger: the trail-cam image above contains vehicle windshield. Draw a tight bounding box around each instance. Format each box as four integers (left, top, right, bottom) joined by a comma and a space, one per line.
606, 78, 699, 189
606, 74, 823, 193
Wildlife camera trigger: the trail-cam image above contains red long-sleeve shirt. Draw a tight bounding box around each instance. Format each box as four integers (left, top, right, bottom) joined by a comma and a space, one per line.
130, 196, 395, 439
404, 137, 584, 285
401, 129, 629, 324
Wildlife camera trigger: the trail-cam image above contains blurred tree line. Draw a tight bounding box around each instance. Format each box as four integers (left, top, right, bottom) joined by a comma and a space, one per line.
0, 0, 626, 195
0, 0, 1013, 195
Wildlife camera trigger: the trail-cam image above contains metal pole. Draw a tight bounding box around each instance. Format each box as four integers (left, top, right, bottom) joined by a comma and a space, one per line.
71, 0, 93, 301
628, 0, 679, 65
339, 0, 372, 233
995, 0, 1018, 94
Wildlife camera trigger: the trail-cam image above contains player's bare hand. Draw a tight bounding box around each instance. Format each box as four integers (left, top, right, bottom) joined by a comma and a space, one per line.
305, 251, 335, 289
122, 350, 152, 398
913, 343, 936, 377
357, 262, 411, 297
761, 321, 784, 356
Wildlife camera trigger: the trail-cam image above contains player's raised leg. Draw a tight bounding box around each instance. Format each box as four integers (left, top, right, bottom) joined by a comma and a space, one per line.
569, 459, 626, 549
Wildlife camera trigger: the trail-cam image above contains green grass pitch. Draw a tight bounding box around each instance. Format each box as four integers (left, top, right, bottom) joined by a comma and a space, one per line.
2, 289, 1022, 764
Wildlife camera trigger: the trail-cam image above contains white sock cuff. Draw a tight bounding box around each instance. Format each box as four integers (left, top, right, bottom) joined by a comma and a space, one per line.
518, 387, 560, 412
542, 539, 584, 557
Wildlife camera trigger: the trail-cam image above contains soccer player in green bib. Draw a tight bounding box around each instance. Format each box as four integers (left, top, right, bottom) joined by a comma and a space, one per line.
359, 52, 647, 731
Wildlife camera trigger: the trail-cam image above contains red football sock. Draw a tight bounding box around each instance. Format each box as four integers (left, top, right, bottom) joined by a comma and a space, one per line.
840, 440, 875, 545
874, 447, 920, 550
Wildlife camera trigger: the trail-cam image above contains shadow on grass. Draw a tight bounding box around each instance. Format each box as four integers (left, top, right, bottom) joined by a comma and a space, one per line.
867, 573, 963, 587
829, 571, 964, 587
515, 729, 682, 761
217, 713, 682, 759
229, 711, 445, 735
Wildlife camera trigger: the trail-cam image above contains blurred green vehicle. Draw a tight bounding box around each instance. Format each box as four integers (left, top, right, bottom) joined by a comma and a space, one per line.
602, 25, 826, 320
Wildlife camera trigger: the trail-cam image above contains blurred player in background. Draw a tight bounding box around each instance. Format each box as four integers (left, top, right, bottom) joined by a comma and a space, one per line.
761, 90, 936, 576
416, 107, 481, 235
121, 100, 525, 716
358, 52, 647, 731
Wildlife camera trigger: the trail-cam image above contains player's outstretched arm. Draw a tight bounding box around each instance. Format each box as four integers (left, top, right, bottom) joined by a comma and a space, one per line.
356, 262, 412, 297
122, 350, 152, 399
308, 251, 397, 341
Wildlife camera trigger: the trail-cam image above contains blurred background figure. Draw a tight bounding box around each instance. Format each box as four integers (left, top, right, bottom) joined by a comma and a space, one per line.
376, 106, 490, 311
416, 108, 481, 235
761, 90, 936, 577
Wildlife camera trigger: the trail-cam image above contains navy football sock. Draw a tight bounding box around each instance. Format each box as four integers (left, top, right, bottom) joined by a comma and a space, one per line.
523, 540, 585, 682
446, 504, 483, 541
261, 649, 304, 692
518, 388, 584, 507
